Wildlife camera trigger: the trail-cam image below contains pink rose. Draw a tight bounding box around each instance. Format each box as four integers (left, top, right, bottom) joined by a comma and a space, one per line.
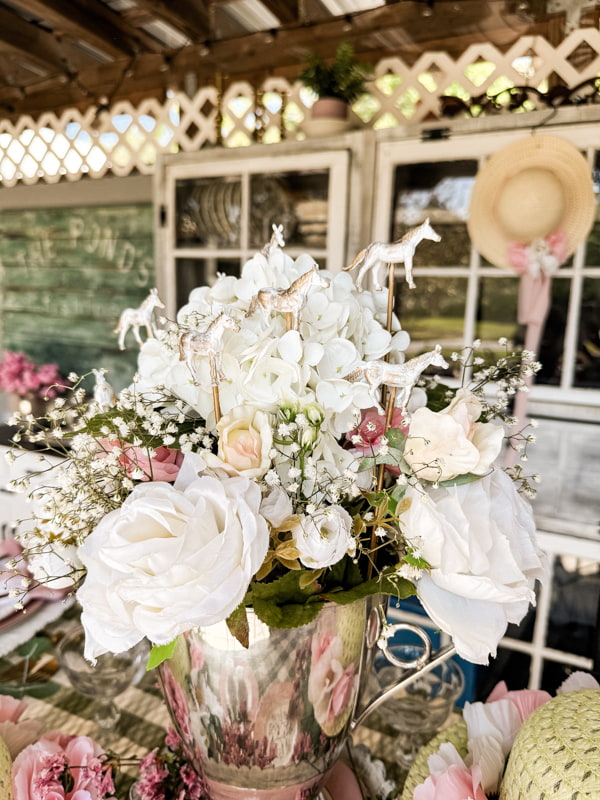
346, 406, 407, 455
346, 406, 407, 476
0, 695, 44, 759
127, 445, 184, 482
0, 696, 27, 723
96, 440, 183, 483
414, 763, 486, 800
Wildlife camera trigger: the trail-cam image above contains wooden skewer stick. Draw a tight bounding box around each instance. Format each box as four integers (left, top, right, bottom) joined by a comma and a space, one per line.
368, 261, 397, 578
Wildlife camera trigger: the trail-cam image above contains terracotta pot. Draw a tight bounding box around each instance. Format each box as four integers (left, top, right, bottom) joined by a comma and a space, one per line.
310, 97, 349, 121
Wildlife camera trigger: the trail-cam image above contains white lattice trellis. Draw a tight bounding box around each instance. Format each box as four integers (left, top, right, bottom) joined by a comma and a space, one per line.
1, 28, 599, 188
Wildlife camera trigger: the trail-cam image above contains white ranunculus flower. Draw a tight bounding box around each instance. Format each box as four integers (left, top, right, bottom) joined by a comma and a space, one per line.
290, 506, 355, 569
404, 389, 504, 482
77, 476, 269, 660
401, 469, 547, 664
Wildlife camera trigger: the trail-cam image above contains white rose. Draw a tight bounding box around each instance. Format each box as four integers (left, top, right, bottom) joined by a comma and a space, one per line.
401, 469, 547, 664
404, 389, 504, 482
291, 506, 356, 569
77, 476, 269, 660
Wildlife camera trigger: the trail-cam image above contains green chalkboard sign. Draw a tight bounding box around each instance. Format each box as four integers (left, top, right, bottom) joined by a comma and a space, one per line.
0, 204, 155, 392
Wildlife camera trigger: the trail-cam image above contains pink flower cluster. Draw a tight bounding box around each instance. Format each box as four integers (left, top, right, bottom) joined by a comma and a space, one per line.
0, 695, 117, 800
134, 728, 206, 800
12, 732, 117, 800
0, 350, 68, 399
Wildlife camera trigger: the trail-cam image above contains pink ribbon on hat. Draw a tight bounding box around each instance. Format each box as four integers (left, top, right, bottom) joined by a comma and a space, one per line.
508, 230, 568, 328
505, 230, 568, 466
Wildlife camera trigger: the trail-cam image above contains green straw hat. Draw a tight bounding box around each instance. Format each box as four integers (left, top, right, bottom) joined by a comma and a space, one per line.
500, 688, 600, 799
401, 720, 468, 800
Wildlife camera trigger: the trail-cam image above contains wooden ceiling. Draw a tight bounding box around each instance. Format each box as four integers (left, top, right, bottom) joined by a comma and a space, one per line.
0, 0, 598, 122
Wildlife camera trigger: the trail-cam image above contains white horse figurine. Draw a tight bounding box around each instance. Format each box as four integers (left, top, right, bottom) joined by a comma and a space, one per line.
179, 311, 240, 386
92, 368, 116, 412
261, 223, 285, 257
344, 345, 448, 411
246, 263, 330, 331
344, 219, 441, 291
113, 289, 165, 350
114, 288, 165, 350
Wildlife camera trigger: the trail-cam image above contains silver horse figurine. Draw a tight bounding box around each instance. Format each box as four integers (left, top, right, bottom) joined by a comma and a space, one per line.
114, 288, 165, 350
179, 311, 240, 386
344, 345, 448, 411
246, 263, 330, 331
261, 223, 285, 257
344, 219, 441, 291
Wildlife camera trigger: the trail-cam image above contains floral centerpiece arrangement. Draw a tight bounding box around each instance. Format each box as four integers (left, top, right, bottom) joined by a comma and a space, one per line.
0, 350, 67, 402
7, 232, 545, 671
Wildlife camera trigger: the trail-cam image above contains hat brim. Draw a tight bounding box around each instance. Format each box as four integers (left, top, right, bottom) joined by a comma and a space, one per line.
467, 135, 595, 271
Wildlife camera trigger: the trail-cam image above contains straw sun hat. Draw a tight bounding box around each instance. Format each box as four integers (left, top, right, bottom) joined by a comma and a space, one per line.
467, 134, 595, 271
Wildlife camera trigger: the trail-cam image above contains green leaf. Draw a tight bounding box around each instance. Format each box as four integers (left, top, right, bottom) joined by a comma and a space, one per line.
0, 680, 60, 699
17, 635, 52, 660
321, 569, 414, 605
252, 597, 324, 629
426, 382, 454, 412
146, 639, 177, 670
247, 569, 322, 605
226, 605, 249, 649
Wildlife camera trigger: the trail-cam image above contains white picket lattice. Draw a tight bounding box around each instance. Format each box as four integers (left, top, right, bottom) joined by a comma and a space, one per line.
1, 28, 599, 187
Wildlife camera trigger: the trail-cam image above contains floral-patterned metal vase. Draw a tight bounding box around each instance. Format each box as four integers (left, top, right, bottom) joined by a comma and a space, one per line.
158, 596, 421, 800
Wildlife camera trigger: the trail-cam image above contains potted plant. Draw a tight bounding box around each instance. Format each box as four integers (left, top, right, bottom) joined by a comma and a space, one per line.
298, 41, 373, 123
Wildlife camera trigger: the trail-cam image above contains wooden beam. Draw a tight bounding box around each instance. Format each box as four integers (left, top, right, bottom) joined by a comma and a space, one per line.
259, 1, 300, 26
132, 0, 210, 42
14, 0, 145, 58
67, 0, 166, 53
0, 5, 68, 74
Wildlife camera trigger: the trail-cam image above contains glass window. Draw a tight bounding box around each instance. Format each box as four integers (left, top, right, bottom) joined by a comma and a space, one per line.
175, 177, 242, 249
249, 169, 329, 251
391, 160, 476, 269
574, 278, 600, 389
395, 277, 467, 362
176, 257, 241, 309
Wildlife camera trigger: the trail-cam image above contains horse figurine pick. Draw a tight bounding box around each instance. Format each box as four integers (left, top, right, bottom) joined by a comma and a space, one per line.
92, 368, 117, 412
344, 345, 448, 411
179, 311, 240, 423
179, 311, 240, 387
246, 263, 330, 331
261, 223, 285, 257
114, 288, 165, 350
344, 219, 441, 292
